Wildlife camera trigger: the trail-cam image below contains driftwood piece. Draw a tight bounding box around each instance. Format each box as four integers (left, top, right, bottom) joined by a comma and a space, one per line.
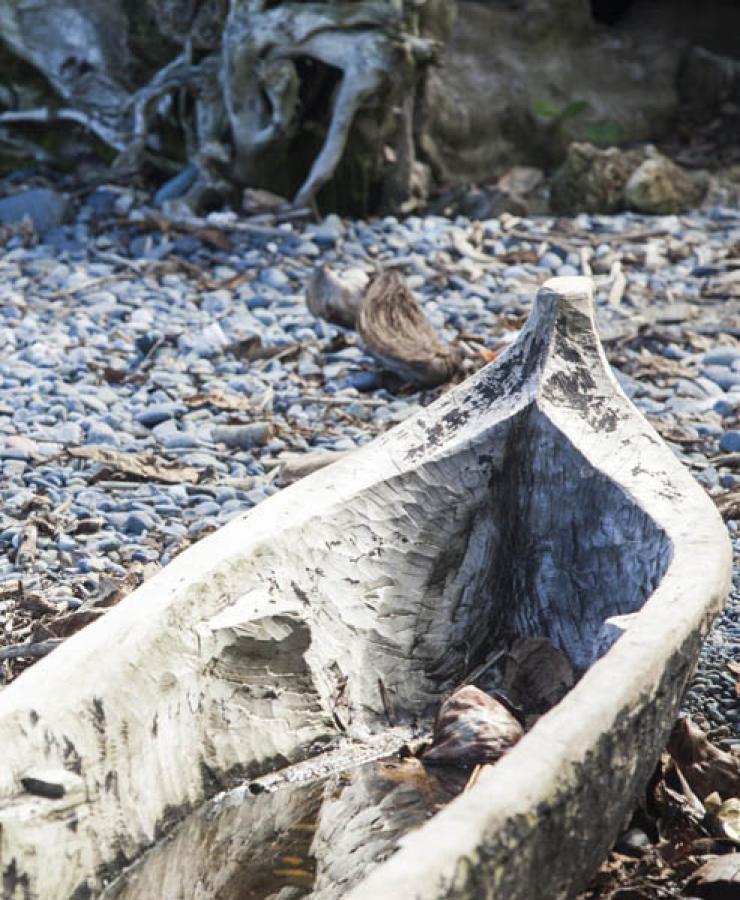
0, 2, 453, 215
358, 270, 459, 386
0, 277, 731, 900
306, 264, 369, 328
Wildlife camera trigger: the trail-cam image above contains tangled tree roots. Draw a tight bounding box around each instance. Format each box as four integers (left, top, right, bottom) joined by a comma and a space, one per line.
0, 0, 455, 215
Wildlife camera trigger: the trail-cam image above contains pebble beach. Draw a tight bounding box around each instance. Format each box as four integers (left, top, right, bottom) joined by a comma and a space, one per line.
0, 190, 738, 750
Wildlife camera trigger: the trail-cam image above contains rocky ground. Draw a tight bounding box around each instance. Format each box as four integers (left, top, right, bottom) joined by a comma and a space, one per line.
0, 186, 738, 893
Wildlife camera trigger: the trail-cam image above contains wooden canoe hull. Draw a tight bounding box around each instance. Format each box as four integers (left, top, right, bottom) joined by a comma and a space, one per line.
0, 277, 730, 899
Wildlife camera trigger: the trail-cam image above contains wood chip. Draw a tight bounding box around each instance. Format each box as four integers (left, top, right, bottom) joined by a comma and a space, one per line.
306, 264, 367, 328
14, 524, 37, 569
277, 450, 350, 485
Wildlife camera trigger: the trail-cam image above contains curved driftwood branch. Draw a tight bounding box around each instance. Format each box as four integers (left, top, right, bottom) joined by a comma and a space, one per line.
0, 277, 730, 899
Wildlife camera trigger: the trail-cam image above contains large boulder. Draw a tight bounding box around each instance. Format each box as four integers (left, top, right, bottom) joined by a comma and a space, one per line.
551, 143, 707, 215
550, 143, 645, 214
624, 153, 707, 214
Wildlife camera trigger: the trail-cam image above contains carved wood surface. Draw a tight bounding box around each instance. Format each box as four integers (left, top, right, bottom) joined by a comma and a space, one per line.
0, 277, 731, 899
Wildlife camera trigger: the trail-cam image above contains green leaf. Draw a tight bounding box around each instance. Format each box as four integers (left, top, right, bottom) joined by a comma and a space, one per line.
585, 121, 626, 146
560, 99, 591, 120
531, 97, 562, 119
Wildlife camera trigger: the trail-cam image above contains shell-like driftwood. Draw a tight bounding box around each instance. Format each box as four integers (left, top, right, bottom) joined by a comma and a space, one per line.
0, 277, 730, 900
306, 264, 368, 328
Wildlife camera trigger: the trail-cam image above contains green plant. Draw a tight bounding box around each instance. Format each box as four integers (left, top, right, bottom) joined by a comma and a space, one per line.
530, 97, 624, 147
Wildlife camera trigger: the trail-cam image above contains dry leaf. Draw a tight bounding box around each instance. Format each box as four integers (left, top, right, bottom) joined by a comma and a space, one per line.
667, 717, 740, 802
184, 389, 254, 412
705, 794, 740, 845
422, 685, 523, 767
478, 348, 499, 363
684, 852, 740, 898
504, 636, 575, 715
45, 609, 106, 638
67, 447, 199, 485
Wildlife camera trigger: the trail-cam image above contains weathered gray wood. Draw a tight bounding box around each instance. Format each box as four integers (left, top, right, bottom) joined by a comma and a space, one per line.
0, 277, 731, 899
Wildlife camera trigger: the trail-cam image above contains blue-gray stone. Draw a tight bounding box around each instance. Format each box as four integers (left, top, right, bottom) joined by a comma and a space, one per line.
161, 433, 200, 450
153, 165, 198, 206
86, 422, 119, 446
136, 403, 185, 428
719, 430, 740, 453
715, 398, 739, 418
0, 189, 68, 235
193, 500, 221, 517
556, 264, 580, 278
702, 367, 740, 391
704, 348, 740, 367
260, 268, 290, 289
124, 512, 156, 535
312, 214, 343, 246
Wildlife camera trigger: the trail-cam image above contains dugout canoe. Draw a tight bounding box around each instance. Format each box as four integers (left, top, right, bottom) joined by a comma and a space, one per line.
0, 276, 731, 899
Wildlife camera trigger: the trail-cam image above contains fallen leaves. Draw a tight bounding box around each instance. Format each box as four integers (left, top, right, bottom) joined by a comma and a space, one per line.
580, 716, 740, 899
685, 852, 740, 898
714, 489, 740, 521
183, 389, 254, 412
67, 446, 199, 485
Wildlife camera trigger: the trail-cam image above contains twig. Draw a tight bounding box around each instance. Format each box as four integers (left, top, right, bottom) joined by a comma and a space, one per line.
608, 260, 627, 307
462, 649, 506, 687
711, 453, 740, 469
46, 273, 133, 300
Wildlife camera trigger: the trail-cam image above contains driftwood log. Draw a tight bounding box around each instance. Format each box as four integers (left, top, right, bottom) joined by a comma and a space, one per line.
0, 277, 731, 899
